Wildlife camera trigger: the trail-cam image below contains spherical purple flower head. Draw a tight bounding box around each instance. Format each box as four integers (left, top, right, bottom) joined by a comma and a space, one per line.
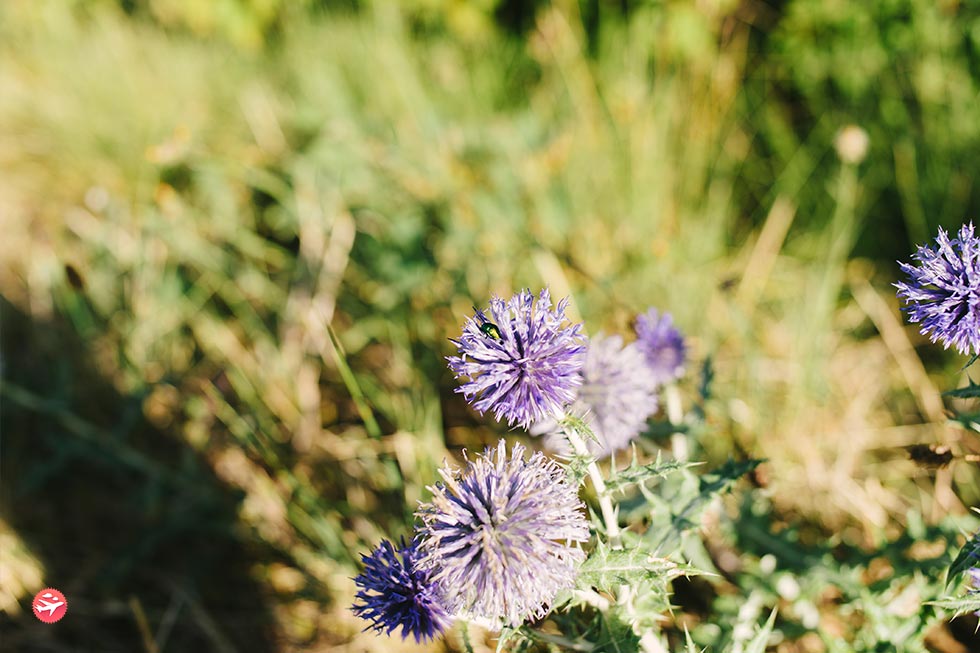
351, 539, 451, 642
634, 308, 687, 385
535, 334, 659, 457
416, 441, 589, 627
895, 223, 980, 355
447, 289, 586, 429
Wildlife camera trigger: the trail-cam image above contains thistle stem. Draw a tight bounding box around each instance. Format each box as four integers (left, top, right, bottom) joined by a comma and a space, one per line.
560, 416, 622, 549
665, 383, 687, 462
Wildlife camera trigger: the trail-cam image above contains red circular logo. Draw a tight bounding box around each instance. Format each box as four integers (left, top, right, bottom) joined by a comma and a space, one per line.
32, 588, 67, 624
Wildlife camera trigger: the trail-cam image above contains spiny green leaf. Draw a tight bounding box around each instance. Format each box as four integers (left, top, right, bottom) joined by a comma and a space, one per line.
943, 377, 980, 398
961, 353, 980, 372
946, 530, 980, 588
577, 543, 700, 591
517, 626, 596, 652
555, 415, 599, 486
949, 411, 980, 431
698, 458, 763, 495
647, 458, 762, 552
683, 626, 704, 653
929, 594, 980, 618
496, 625, 533, 653
744, 609, 778, 653
604, 451, 692, 495
559, 414, 601, 445
619, 585, 675, 630
562, 452, 594, 487
590, 612, 642, 653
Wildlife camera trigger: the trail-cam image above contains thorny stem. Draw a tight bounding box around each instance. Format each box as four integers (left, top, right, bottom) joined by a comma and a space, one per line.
558, 413, 622, 549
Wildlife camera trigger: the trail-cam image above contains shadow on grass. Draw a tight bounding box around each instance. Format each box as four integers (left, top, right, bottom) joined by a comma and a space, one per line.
0, 297, 277, 653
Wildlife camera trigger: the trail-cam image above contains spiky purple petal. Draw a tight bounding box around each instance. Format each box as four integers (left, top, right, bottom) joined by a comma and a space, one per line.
416, 441, 589, 627
447, 289, 586, 429
895, 223, 980, 355
351, 539, 450, 642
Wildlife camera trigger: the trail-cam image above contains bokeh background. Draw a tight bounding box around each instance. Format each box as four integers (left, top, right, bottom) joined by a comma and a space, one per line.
2, 0, 980, 651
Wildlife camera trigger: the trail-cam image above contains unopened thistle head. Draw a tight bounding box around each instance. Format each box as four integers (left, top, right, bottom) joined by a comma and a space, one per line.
634, 308, 687, 385
536, 334, 659, 457
416, 441, 589, 627
351, 539, 450, 642
896, 223, 980, 355
447, 289, 586, 429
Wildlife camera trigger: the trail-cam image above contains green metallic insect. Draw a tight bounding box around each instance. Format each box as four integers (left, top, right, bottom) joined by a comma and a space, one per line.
473, 306, 503, 340
480, 322, 503, 340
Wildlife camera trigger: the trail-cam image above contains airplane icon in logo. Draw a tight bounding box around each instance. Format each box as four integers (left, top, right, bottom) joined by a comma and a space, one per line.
31, 587, 67, 623
34, 592, 64, 616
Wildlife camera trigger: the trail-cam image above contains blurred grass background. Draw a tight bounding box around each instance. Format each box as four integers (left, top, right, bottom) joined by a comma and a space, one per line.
1, 0, 980, 650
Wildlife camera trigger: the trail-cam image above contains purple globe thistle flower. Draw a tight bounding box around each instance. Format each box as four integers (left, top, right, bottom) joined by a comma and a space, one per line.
895, 223, 980, 355
447, 289, 586, 429
416, 441, 589, 627
351, 539, 450, 642
634, 308, 687, 385
535, 334, 659, 457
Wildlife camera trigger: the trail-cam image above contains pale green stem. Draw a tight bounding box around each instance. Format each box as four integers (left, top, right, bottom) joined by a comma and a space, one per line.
558, 413, 622, 549
665, 383, 687, 462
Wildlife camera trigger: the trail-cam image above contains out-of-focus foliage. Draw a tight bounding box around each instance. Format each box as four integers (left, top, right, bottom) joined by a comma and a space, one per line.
747, 0, 980, 259
75, 0, 980, 261
2, 0, 980, 650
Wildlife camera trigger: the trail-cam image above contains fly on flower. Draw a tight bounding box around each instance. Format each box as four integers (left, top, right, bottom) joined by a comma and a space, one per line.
448, 289, 586, 429
472, 305, 503, 340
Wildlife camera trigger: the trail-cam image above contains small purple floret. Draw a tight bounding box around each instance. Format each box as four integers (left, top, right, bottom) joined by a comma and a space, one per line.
447, 289, 586, 429
896, 223, 980, 356
351, 539, 450, 642
416, 441, 590, 627
634, 308, 687, 385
